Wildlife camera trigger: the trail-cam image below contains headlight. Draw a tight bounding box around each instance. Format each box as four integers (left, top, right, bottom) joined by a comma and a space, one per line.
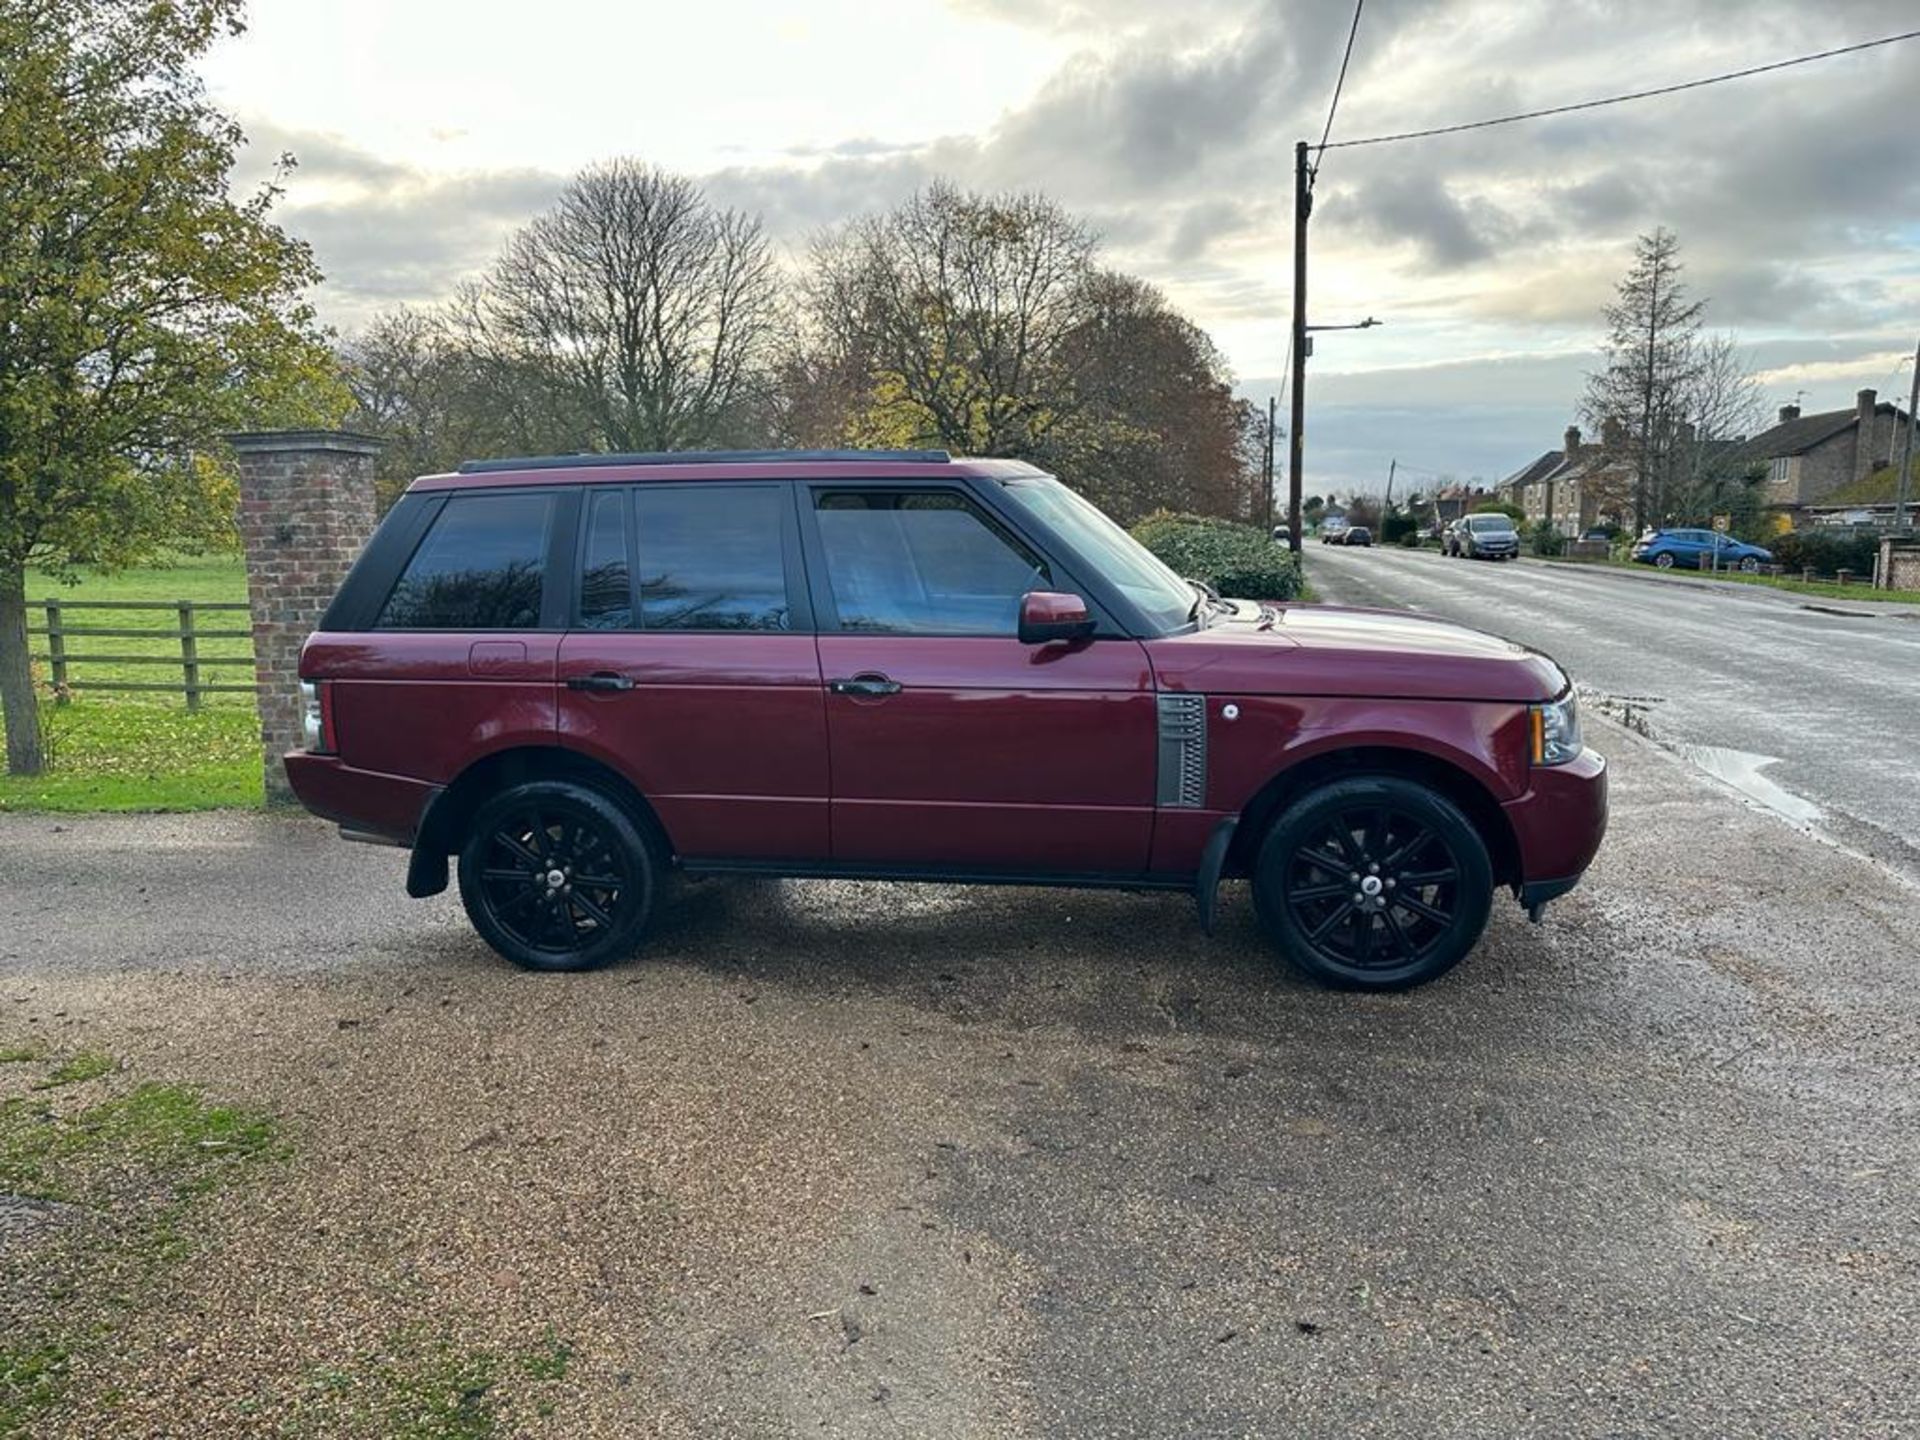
1530, 692, 1582, 766
300, 681, 326, 751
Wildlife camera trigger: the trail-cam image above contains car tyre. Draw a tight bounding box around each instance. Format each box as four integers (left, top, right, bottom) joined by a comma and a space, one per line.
1739, 556, 1759, 573
1252, 775, 1493, 991
457, 779, 660, 972
1654, 552, 1675, 569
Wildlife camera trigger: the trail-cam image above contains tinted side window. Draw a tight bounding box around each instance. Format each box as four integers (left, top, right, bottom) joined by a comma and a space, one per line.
579, 489, 632, 630
814, 491, 1050, 635
378, 491, 554, 629
633, 486, 789, 631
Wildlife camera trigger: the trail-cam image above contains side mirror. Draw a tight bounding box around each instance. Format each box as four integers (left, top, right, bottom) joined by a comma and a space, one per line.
1018, 591, 1095, 646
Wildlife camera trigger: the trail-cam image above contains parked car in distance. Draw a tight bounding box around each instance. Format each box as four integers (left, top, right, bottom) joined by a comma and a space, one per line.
1455, 513, 1521, 560
1319, 518, 1350, 544
1341, 525, 1373, 547
1631, 528, 1772, 572
289, 449, 1606, 992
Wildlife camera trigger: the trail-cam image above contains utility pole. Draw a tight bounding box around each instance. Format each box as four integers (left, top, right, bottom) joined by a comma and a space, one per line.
1287, 140, 1311, 556
1264, 394, 1278, 533
1385, 458, 1397, 510
1898, 337, 1919, 531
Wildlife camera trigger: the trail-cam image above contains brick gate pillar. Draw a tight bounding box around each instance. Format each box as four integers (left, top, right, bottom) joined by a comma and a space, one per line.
226, 430, 384, 805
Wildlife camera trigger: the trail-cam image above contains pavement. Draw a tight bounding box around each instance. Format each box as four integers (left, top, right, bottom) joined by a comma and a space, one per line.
1306, 544, 1920, 877
3, 724, 1919, 1437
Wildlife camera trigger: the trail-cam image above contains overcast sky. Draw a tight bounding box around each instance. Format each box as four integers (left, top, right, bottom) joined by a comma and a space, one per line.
204, 0, 1920, 499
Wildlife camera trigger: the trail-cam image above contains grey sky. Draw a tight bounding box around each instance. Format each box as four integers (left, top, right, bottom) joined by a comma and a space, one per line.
206, 0, 1920, 498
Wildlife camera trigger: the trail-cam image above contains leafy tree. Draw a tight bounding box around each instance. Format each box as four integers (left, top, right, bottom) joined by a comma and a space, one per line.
801, 183, 1098, 460
0, 0, 342, 776
1049, 271, 1258, 522
791, 185, 1257, 522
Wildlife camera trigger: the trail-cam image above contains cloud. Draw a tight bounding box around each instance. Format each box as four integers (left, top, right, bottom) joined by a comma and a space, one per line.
231, 0, 1920, 488
231, 119, 567, 330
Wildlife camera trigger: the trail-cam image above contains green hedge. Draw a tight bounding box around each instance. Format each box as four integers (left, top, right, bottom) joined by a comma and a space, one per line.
1768, 529, 1882, 577
1129, 511, 1304, 600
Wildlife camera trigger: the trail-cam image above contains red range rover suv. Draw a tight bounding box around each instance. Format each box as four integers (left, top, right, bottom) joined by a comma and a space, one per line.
288, 450, 1606, 990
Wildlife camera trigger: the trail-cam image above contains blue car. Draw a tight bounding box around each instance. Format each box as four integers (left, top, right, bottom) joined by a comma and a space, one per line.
1631, 528, 1772, 572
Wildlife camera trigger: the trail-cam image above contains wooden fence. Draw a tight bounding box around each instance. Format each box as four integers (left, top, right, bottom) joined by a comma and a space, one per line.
29, 600, 255, 709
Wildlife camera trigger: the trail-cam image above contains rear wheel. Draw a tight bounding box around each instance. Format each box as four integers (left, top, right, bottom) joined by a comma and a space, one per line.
457, 779, 659, 972
1253, 776, 1493, 990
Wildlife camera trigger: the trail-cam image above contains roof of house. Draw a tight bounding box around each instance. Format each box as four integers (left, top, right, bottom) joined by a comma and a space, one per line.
1818, 455, 1920, 507
1732, 403, 1910, 463
1498, 451, 1569, 492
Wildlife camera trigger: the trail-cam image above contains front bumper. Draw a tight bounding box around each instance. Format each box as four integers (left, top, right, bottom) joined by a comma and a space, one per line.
1500, 746, 1608, 903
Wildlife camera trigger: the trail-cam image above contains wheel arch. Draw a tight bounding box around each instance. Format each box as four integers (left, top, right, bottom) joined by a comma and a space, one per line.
1228, 744, 1520, 890
407, 745, 673, 898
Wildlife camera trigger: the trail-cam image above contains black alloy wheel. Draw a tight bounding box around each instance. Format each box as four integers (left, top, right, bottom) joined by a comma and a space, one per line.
457, 779, 658, 972
1254, 776, 1492, 990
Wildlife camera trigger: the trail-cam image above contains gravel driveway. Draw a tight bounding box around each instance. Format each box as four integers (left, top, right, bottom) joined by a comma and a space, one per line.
3, 725, 1918, 1438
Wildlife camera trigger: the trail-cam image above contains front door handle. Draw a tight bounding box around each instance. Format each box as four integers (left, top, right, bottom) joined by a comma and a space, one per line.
566, 672, 636, 693
829, 674, 903, 697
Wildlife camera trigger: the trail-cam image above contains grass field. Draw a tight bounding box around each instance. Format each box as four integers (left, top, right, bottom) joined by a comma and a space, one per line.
0, 556, 262, 813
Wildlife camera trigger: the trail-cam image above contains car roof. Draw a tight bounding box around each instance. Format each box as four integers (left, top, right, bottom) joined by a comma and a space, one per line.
409, 449, 1051, 493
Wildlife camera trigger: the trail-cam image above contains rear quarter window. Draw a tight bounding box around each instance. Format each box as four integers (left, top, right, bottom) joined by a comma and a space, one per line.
377, 491, 556, 629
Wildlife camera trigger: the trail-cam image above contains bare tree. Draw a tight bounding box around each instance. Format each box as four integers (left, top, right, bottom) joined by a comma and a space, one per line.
474, 161, 782, 452
803, 183, 1099, 456
1667, 333, 1765, 521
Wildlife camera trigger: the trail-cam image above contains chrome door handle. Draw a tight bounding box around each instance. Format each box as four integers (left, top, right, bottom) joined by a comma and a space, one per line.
566, 672, 635, 692
829, 674, 902, 697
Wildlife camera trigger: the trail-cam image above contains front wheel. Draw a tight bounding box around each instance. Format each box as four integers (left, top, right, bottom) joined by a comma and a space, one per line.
1739, 556, 1760, 573
1252, 776, 1493, 990
1654, 552, 1675, 569
457, 780, 659, 971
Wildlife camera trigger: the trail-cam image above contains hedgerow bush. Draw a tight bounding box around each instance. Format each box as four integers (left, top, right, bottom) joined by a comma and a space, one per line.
1130, 511, 1304, 600
1769, 529, 1881, 577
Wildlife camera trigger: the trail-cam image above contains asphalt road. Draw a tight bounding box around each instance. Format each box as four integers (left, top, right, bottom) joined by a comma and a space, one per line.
1306, 545, 1920, 875
5, 730, 1919, 1437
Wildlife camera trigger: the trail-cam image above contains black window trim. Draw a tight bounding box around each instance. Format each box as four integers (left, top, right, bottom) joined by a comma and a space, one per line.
795, 478, 1123, 640
318, 490, 445, 633
568, 479, 812, 636
572, 484, 636, 633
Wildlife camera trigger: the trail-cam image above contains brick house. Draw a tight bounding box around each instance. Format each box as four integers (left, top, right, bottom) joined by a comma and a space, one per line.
1732, 389, 1912, 522
1497, 424, 1632, 534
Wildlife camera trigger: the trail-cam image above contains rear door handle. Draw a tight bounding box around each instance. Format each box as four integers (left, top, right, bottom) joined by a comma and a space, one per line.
566, 672, 636, 693
829, 674, 903, 697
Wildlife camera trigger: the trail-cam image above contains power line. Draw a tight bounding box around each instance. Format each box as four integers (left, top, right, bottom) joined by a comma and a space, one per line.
1322, 27, 1920, 150
1315, 0, 1366, 157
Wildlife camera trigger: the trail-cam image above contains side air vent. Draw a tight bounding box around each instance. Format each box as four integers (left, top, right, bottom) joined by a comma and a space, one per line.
1155, 694, 1208, 808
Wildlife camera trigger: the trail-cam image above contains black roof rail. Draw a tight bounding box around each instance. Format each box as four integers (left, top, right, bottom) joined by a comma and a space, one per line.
456, 448, 953, 474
